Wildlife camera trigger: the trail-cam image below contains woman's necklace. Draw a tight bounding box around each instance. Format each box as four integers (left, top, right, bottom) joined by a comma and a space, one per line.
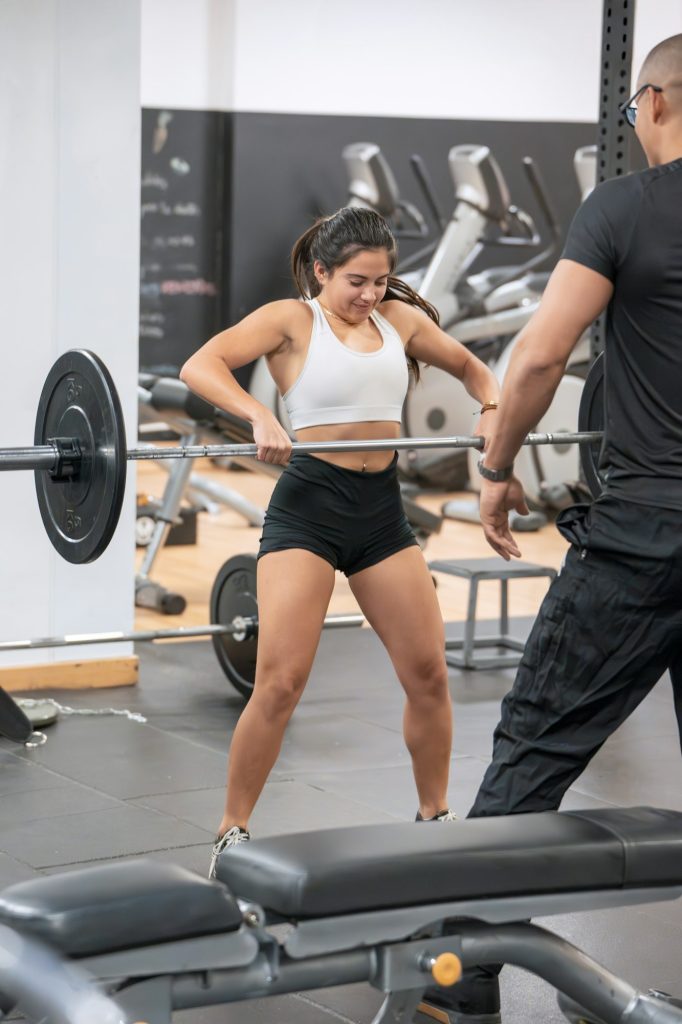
318, 302, 356, 327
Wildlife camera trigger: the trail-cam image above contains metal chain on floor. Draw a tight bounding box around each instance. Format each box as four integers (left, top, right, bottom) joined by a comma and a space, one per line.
15, 698, 147, 748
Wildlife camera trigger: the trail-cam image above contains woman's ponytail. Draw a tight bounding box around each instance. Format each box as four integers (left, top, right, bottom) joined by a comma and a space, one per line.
291, 218, 328, 299
384, 277, 440, 384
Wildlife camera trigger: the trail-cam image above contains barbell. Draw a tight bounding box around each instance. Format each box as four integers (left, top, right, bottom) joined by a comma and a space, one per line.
0, 552, 364, 700
3, 349, 605, 565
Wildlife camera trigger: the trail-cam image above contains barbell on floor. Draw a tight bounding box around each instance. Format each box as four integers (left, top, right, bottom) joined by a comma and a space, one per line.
2, 349, 604, 565
0, 552, 364, 700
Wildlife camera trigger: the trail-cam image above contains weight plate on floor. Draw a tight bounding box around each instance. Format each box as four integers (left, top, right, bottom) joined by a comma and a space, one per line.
577, 352, 606, 500
210, 553, 258, 699
16, 699, 60, 728
34, 350, 127, 563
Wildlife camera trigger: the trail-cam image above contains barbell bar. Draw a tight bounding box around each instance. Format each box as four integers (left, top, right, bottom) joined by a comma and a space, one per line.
128, 432, 604, 459
0, 613, 365, 653
0, 432, 604, 468
0, 624, 239, 651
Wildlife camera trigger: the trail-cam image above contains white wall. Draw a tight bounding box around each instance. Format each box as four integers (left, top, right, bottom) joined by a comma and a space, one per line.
141, 0, 682, 120
0, 0, 140, 666
141, 0, 236, 109
231, 0, 603, 121
633, 0, 682, 79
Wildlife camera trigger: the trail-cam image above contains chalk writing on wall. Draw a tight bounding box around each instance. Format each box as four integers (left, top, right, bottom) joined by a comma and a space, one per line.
139, 108, 226, 371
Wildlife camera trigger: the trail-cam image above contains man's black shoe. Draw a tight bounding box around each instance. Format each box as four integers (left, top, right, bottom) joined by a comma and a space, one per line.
415, 1004, 502, 1024
415, 966, 502, 1024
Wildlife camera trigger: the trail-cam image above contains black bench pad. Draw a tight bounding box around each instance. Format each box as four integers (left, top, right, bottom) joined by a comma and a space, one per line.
216, 807, 682, 918
0, 859, 242, 957
1, 808, 679, 958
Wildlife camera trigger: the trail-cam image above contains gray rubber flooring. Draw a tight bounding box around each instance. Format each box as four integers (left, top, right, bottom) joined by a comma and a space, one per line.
3, 617, 682, 1023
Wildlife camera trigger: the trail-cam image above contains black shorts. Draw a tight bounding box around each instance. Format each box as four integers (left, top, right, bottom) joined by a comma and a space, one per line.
258, 453, 418, 576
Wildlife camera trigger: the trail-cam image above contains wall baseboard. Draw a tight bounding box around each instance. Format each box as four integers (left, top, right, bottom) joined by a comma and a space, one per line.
0, 658, 139, 692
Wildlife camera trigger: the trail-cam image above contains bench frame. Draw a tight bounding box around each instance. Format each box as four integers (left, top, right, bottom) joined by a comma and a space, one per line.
67, 884, 682, 1024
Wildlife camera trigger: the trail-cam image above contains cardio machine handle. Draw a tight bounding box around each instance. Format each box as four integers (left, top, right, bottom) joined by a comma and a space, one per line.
391, 153, 450, 273
393, 198, 430, 239
473, 156, 562, 301
409, 153, 448, 231
483, 156, 560, 256
522, 155, 562, 249
499, 156, 561, 274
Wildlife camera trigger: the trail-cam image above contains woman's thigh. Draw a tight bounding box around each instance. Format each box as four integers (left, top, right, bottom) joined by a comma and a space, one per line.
255, 549, 336, 684
349, 546, 446, 690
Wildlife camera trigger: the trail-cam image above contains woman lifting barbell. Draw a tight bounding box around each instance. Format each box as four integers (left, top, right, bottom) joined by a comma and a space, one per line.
180, 207, 500, 877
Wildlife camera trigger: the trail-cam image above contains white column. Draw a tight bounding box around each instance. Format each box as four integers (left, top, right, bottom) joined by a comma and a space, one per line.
0, 0, 141, 665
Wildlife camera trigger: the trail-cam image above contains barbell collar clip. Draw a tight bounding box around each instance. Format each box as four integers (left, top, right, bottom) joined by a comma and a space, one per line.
47, 437, 82, 481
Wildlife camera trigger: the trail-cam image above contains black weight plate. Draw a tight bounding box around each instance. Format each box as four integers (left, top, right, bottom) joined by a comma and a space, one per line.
577, 352, 606, 500
210, 554, 259, 700
34, 350, 127, 564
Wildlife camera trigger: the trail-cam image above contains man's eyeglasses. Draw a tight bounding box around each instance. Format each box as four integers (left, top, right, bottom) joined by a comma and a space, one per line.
619, 83, 663, 127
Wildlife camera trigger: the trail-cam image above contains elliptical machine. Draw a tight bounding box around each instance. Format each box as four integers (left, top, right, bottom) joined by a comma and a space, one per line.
451, 144, 598, 521
344, 141, 561, 495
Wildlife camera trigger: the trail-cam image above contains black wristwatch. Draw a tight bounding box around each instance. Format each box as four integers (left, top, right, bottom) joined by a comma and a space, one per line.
477, 457, 513, 482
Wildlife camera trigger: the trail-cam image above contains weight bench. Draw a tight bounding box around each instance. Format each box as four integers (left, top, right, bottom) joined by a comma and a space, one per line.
1, 807, 682, 1024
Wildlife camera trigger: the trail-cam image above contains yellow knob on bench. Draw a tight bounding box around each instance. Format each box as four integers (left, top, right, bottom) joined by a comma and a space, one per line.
431, 952, 462, 987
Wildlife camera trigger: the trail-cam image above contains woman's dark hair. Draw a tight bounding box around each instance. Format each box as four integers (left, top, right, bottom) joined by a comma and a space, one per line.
291, 207, 439, 383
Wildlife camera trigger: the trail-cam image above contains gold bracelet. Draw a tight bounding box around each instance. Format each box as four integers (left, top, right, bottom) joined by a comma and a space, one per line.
478, 401, 499, 415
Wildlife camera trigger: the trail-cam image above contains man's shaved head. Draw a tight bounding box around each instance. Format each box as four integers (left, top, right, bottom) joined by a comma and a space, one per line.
639, 33, 682, 87
634, 34, 682, 166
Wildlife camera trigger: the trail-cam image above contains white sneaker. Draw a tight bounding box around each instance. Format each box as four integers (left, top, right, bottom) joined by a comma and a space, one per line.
416, 808, 458, 822
208, 825, 251, 880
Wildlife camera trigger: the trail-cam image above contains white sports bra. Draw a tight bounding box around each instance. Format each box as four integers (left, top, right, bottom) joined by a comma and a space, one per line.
283, 299, 409, 431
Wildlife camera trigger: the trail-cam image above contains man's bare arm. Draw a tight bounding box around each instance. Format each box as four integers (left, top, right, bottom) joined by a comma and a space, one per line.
483, 260, 614, 470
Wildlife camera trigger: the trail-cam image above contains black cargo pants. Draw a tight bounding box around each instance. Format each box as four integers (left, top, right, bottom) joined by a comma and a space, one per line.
429, 495, 682, 1018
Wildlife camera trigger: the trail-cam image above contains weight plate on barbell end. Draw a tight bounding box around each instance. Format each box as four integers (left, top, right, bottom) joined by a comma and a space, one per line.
34, 350, 127, 564
209, 553, 259, 699
577, 352, 606, 500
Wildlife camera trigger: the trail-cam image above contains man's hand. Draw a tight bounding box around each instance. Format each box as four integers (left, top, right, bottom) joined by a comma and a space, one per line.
479, 476, 529, 560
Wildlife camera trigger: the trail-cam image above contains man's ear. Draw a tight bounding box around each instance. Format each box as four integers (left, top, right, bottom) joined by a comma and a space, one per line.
651, 86, 667, 123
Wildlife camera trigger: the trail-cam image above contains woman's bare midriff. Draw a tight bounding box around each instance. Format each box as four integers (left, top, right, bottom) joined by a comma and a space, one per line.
295, 421, 401, 473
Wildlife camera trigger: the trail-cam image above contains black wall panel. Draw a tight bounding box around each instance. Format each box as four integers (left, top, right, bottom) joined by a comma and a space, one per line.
139, 108, 230, 372
226, 113, 597, 325
139, 109, 600, 373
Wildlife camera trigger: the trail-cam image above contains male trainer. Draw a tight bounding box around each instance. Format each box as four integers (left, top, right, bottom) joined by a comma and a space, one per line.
418, 33, 682, 1024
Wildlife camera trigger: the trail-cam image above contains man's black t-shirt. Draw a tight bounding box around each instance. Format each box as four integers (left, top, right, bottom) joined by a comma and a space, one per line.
562, 157, 682, 510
